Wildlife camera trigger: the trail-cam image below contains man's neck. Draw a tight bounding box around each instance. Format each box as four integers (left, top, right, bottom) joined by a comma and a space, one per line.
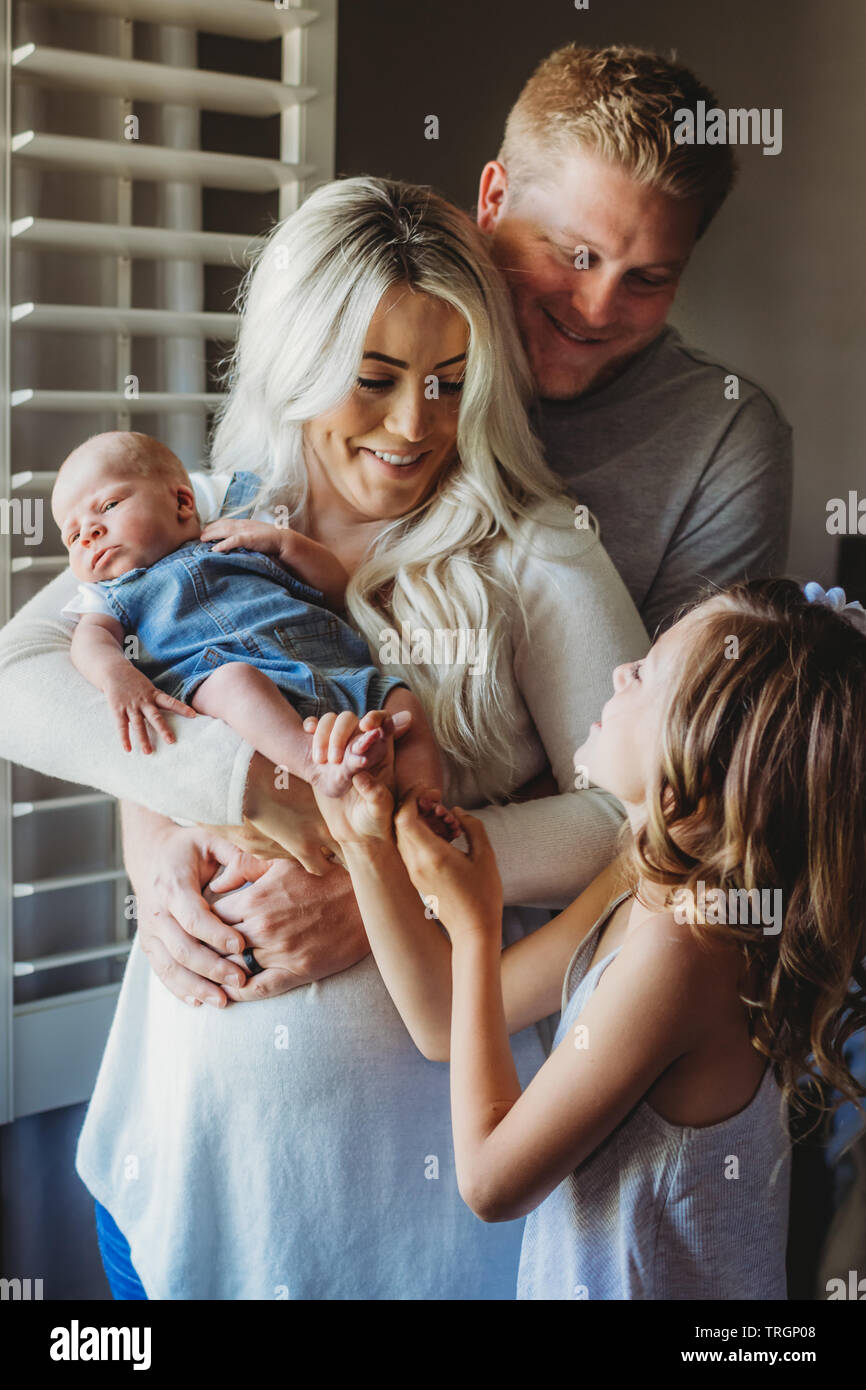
538, 324, 669, 408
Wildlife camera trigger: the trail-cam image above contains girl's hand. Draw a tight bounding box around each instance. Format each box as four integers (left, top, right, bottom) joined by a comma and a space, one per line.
306, 709, 409, 849
394, 787, 503, 937
200, 518, 286, 557
313, 768, 396, 849
104, 667, 196, 753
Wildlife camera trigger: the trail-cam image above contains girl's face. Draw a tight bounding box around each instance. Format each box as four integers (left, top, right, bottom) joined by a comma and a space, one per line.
576, 613, 698, 816
303, 283, 470, 523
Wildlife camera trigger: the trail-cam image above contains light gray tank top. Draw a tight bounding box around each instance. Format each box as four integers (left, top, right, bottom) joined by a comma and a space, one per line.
517, 890, 791, 1300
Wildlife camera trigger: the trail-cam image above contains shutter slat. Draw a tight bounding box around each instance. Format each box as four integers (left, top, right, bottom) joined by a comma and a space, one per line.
13, 303, 237, 337
13, 217, 264, 265
14, 793, 115, 816
13, 131, 314, 191
14, 868, 128, 897
12, 471, 57, 489
15, 942, 131, 976
13, 44, 316, 117
24, 0, 318, 40
11, 556, 68, 573
12, 389, 224, 411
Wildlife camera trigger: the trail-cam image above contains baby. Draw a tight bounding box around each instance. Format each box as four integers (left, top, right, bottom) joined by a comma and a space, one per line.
52, 431, 457, 861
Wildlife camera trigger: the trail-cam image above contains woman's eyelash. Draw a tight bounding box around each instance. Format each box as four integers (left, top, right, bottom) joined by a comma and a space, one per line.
356, 377, 463, 395
630, 661, 642, 681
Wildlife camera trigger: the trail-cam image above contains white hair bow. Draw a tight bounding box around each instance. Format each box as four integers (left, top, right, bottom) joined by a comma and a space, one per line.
803, 582, 866, 636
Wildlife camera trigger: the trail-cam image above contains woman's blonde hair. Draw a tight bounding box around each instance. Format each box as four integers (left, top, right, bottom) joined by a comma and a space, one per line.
622, 577, 866, 1131
210, 176, 570, 799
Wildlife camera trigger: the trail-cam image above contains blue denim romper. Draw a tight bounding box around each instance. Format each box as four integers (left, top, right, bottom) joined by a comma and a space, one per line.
98, 470, 407, 719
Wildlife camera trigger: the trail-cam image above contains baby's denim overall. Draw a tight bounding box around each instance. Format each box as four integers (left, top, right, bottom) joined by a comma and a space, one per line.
98, 470, 406, 719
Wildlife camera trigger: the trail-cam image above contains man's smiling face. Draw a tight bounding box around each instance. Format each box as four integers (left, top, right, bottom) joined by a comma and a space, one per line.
478, 144, 702, 400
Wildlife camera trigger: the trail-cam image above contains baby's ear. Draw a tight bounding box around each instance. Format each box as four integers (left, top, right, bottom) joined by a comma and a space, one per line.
176, 484, 197, 519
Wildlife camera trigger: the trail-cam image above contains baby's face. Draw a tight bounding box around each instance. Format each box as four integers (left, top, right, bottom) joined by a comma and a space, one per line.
53, 456, 189, 582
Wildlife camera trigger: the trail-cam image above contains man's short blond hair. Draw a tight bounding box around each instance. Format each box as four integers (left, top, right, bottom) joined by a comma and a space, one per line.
498, 43, 737, 238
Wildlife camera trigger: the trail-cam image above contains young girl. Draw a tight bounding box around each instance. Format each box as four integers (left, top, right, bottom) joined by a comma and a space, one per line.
309, 576, 866, 1299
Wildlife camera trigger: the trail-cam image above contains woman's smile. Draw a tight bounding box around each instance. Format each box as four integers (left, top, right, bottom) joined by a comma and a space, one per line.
357, 445, 432, 480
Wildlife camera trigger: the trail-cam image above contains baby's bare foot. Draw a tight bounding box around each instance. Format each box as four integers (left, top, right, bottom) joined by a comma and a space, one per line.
417, 793, 461, 842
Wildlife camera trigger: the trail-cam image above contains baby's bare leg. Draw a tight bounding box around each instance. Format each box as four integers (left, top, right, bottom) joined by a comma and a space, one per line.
192, 664, 312, 777
192, 663, 390, 798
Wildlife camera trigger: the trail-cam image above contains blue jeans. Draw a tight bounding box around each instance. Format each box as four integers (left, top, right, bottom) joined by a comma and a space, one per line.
94, 1200, 148, 1300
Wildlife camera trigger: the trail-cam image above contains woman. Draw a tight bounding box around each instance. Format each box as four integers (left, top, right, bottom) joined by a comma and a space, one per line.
0, 178, 648, 1299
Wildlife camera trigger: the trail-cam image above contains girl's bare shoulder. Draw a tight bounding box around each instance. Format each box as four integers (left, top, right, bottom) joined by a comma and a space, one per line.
608, 907, 744, 1030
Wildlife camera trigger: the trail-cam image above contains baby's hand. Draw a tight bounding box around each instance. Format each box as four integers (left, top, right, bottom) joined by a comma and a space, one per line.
104, 666, 196, 753
200, 519, 286, 557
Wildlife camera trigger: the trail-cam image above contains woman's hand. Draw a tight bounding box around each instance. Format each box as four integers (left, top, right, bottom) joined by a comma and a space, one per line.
204, 752, 344, 874
127, 812, 371, 1005
394, 787, 504, 939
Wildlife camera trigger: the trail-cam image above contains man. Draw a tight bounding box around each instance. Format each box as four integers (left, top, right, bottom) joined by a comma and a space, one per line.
477, 43, 792, 636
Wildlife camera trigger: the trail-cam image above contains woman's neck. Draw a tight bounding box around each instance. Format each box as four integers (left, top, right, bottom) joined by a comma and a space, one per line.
304, 493, 386, 578
303, 450, 388, 579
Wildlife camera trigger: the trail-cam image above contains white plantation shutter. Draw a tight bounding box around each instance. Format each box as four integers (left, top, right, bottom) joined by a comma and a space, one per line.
0, 0, 337, 1122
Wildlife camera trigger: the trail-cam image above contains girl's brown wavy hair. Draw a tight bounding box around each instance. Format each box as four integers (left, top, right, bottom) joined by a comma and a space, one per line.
621, 577, 866, 1134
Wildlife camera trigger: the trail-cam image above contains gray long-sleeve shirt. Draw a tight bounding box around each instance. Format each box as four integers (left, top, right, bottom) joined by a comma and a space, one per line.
533, 324, 794, 637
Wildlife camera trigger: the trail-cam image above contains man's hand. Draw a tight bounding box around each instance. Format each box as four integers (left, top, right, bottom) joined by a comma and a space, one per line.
132, 822, 252, 1007
206, 852, 370, 1001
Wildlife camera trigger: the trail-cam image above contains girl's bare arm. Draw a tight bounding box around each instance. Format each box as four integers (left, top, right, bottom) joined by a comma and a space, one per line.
452, 912, 706, 1223
339, 834, 629, 1060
